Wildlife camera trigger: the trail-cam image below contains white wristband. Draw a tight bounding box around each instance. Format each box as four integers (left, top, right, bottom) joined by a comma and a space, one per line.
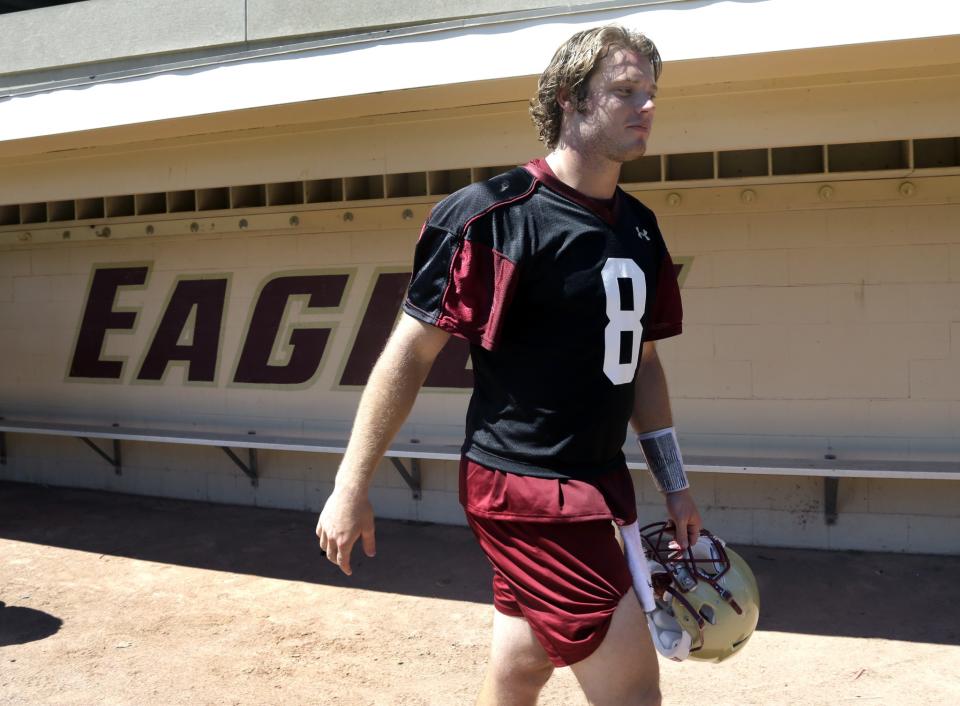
637, 427, 689, 494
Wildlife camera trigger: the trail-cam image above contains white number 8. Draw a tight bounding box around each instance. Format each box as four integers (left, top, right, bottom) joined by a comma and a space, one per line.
601, 258, 646, 385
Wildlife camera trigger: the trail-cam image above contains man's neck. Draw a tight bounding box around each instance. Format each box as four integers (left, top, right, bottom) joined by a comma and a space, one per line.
544, 148, 621, 200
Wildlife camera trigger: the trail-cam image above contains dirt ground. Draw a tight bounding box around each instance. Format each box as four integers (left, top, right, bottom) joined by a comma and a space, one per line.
1, 481, 959, 706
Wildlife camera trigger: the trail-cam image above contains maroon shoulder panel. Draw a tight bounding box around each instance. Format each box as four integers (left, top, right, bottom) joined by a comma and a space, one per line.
436, 238, 519, 351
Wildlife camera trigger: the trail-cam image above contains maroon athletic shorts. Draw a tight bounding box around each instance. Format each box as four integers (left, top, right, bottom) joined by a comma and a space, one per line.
459, 456, 638, 667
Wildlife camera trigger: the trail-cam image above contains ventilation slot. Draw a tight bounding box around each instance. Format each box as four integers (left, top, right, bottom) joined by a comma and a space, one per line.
166, 190, 195, 213
230, 185, 266, 209
77, 198, 104, 220
135, 193, 166, 215
197, 187, 229, 211
267, 182, 304, 206
48, 200, 76, 221
306, 178, 343, 203
19, 203, 47, 223
828, 140, 908, 172
428, 169, 471, 195
344, 175, 385, 201
772, 145, 824, 175
1, 204, 20, 225
666, 152, 713, 181
385, 172, 427, 198
621, 155, 662, 183
914, 137, 960, 168
105, 195, 135, 218
718, 149, 768, 178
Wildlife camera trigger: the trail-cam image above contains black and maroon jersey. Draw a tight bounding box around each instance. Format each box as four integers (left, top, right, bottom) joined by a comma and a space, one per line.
403, 158, 682, 479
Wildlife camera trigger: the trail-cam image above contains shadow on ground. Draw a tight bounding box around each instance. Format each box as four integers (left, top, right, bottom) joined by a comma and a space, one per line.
0, 601, 63, 646
2, 481, 958, 646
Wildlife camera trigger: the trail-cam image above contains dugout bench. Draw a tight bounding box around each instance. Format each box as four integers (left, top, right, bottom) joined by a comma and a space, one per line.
0, 418, 455, 501
1, 418, 957, 525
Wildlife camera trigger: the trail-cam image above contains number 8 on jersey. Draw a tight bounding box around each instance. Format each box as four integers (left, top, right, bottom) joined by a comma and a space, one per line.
601, 258, 647, 385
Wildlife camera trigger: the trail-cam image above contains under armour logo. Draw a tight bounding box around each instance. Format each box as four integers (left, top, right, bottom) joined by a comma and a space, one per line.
499, 181, 509, 192
636, 226, 650, 241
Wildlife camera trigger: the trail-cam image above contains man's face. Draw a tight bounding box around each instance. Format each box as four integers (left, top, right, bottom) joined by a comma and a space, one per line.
563, 47, 657, 163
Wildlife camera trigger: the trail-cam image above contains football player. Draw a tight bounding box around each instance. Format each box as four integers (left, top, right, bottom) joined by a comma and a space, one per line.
317, 25, 702, 706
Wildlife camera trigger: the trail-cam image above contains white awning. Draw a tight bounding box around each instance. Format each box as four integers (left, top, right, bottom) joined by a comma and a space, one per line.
1, 0, 958, 143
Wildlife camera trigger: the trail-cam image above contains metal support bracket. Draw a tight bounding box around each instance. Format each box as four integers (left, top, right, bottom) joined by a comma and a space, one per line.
0, 431, 6, 465
824, 476, 840, 525
389, 457, 422, 500
80, 437, 122, 475
220, 446, 259, 487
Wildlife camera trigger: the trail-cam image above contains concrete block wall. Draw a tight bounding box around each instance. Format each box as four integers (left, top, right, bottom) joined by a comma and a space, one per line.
659, 203, 960, 464
0, 225, 429, 433
2, 190, 958, 555
636, 471, 960, 556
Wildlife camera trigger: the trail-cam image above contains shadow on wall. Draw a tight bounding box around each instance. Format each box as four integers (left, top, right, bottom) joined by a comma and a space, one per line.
0, 601, 63, 647
0, 1, 78, 15
1, 481, 958, 647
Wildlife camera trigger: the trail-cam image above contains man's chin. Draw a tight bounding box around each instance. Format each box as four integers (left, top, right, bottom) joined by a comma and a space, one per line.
615, 145, 648, 164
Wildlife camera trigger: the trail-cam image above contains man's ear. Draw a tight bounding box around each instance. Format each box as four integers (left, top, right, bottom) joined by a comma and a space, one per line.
556, 86, 576, 114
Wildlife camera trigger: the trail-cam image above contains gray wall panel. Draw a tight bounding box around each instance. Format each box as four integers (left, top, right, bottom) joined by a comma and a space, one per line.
0, 0, 246, 76
1, 0, 668, 88
245, 0, 557, 41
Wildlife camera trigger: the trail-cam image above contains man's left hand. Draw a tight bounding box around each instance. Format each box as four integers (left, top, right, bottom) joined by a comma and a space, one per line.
664, 488, 702, 550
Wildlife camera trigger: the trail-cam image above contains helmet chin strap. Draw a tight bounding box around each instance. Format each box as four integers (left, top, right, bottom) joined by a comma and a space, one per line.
620, 521, 693, 661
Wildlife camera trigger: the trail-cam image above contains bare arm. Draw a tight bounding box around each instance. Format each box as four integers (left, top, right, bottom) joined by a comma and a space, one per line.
630, 341, 702, 549
630, 341, 673, 435
316, 313, 450, 574
336, 314, 449, 492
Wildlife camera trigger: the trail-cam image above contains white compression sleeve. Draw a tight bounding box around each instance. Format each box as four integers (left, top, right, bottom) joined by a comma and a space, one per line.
620, 521, 657, 613
621, 521, 693, 661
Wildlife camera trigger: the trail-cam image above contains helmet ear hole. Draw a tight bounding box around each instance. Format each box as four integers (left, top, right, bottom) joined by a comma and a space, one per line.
698, 604, 717, 625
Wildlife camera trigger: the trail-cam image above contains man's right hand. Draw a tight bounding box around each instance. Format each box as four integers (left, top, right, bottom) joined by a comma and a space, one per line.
316, 486, 376, 576
313, 315, 447, 577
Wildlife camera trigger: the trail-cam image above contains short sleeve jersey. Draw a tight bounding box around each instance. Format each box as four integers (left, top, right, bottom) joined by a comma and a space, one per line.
403, 158, 682, 479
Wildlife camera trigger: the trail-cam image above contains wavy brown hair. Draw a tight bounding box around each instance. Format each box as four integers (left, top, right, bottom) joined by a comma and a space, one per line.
530, 26, 662, 149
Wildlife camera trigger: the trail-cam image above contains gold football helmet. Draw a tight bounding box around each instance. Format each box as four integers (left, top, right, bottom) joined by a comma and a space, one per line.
641, 521, 760, 662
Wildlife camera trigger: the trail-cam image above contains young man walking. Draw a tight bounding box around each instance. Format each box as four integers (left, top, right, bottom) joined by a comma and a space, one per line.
317, 26, 702, 705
